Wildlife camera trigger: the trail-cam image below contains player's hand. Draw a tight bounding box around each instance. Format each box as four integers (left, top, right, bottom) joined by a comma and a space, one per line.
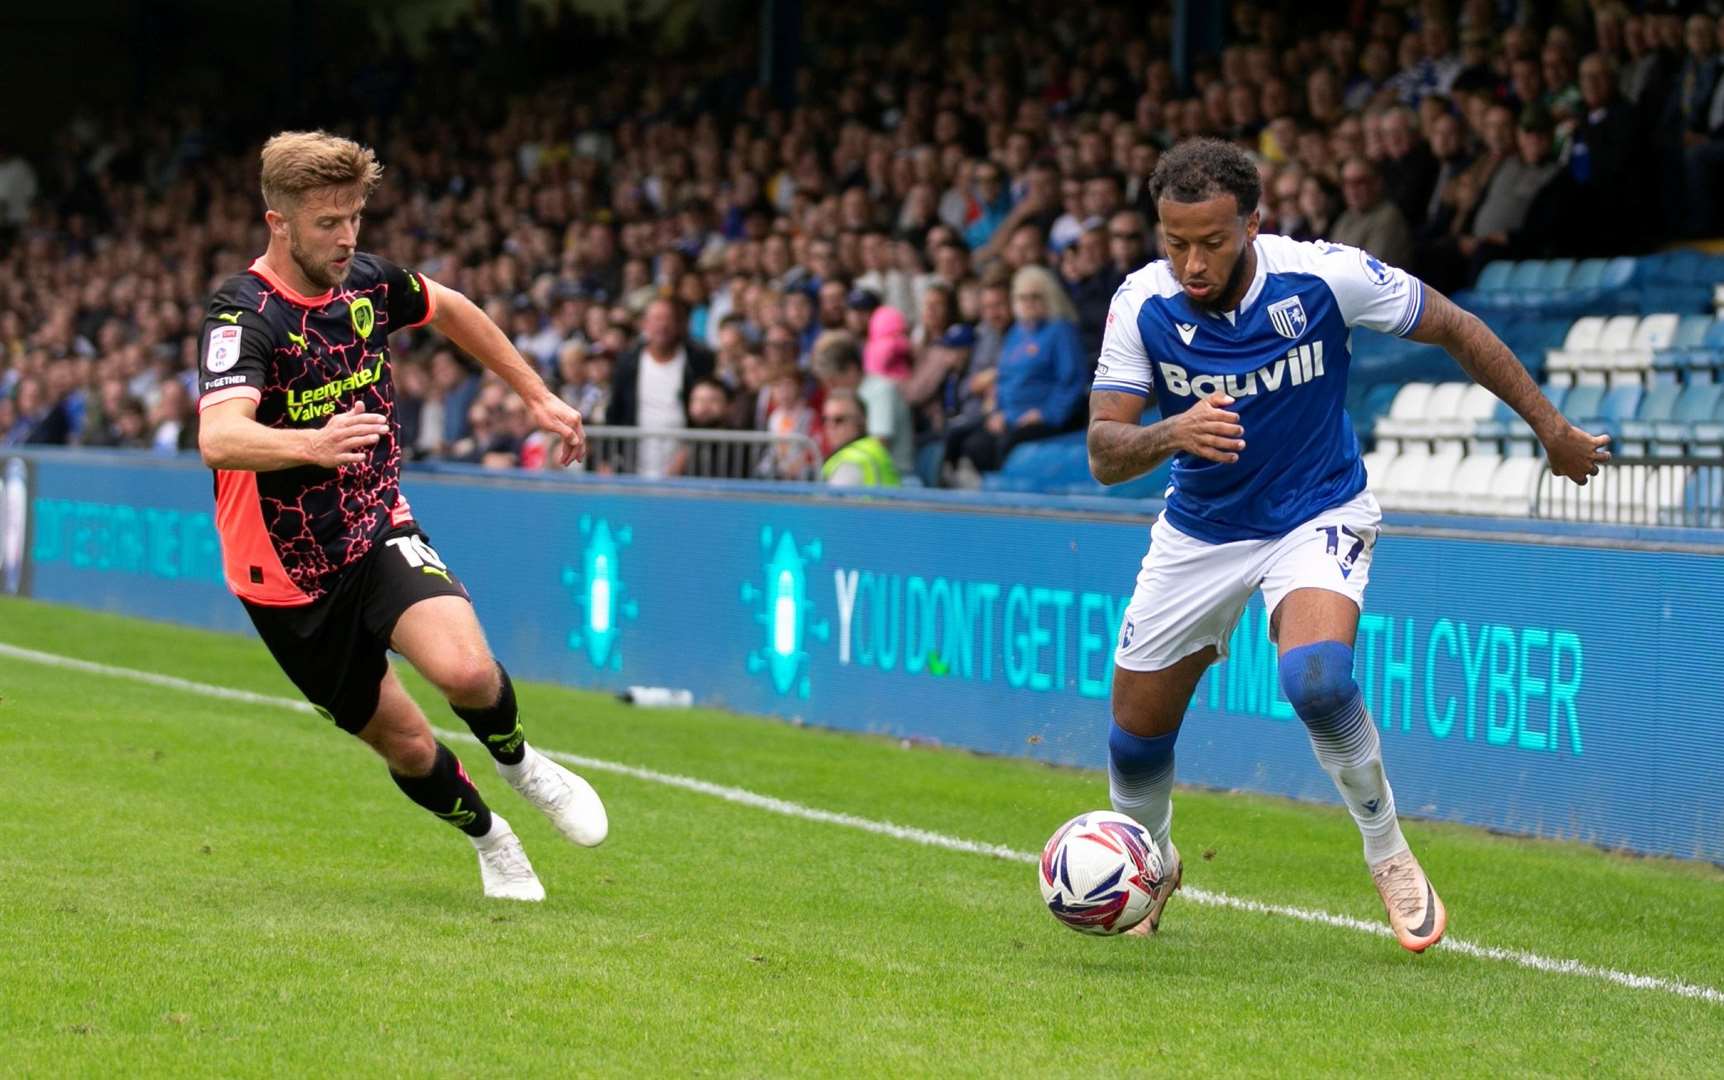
1542, 421, 1611, 485
529, 392, 587, 466
307, 401, 390, 468
1171, 391, 1245, 463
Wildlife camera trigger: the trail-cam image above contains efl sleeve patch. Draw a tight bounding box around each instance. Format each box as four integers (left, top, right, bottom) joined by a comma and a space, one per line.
206, 325, 243, 373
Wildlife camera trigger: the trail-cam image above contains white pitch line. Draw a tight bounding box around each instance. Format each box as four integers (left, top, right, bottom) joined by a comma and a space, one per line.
3, 640, 1720, 1007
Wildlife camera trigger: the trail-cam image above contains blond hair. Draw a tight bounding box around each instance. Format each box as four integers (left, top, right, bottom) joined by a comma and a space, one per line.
259, 130, 383, 212
1011, 265, 1079, 324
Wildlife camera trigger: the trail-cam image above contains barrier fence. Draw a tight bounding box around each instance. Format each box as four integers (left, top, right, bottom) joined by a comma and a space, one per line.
579, 425, 824, 482
1535, 458, 1724, 527
2, 450, 1721, 863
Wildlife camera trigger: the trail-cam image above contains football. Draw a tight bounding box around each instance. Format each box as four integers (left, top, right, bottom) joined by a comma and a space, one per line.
1039, 811, 1165, 935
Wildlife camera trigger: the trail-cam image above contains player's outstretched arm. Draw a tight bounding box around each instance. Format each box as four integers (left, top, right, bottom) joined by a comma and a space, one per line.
199, 398, 388, 471
1405, 283, 1610, 485
425, 279, 586, 465
1087, 388, 1244, 485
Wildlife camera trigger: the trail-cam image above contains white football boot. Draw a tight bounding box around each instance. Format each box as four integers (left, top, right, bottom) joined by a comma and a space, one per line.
499, 745, 609, 847
1371, 847, 1447, 953
472, 815, 545, 902
1125, 842, 1183, 937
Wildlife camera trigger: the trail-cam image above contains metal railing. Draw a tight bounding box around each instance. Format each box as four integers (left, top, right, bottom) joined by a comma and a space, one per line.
573, 425, 825, 482
1533, 458, 1724, 527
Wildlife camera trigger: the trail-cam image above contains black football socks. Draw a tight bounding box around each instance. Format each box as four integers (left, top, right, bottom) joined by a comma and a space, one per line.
391, 743, 494, 838
453, 663, 526, 766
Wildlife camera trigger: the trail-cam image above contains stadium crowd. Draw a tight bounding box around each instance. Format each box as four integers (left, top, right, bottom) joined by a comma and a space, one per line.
3, 1, 1722, 485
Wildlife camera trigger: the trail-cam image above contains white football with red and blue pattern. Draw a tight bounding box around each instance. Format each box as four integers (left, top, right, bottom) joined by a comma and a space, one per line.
1039, 811, 1165, 935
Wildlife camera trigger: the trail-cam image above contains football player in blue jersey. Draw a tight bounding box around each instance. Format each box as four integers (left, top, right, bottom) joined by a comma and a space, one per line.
1086, 138, 1609, 951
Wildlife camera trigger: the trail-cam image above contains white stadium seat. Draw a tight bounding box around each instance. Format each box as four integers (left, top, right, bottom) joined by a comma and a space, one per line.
1360, 448, 1396, 489
1548, 314, 1636, 387
1378, 381, 1465, 441
1611, 313, 1682, 386
1405, 449, 1463, 511
1488, 457, 1545, 516
1376, 448, 1430, 510
1444, 383, 1500, 441
1434, 453, 1504, 514
1371, 382, 1435, 446
1545, 316, 1604, 385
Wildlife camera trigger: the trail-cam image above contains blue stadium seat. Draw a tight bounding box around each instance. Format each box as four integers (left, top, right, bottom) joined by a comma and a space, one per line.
1673, 315, 1714, 349
1601, 257, 1637, 290
1537, 258, 1575, 290
1563, 384, 1606, 421
1566, 258, 1607, 291
1610, 386, 1655, 422
1474, 261, 1515, 293
1505, 260, 1546, 293
992, 430, 1091, 492
1620, 384, 1683, 453
1674, 383, 1723, 422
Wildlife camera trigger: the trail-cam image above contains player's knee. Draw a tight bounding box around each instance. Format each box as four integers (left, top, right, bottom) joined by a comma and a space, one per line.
372, 724, 436, 775
1278, 641, 1359, 722
431, 654, 499, 707
1108, 720, 1177, 776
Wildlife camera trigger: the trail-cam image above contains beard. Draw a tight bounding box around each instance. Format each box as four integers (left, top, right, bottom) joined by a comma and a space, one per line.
1184, 246, 1252, 313
290, 233, 351, 290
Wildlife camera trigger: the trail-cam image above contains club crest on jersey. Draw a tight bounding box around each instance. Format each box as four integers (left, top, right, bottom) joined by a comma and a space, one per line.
350, 297, 375, 338
1267, 295, 1307, 339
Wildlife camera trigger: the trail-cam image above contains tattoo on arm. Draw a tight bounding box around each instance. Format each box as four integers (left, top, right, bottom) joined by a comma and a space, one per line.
1087, 389, 1178, 485
1405, 283, 1564, 438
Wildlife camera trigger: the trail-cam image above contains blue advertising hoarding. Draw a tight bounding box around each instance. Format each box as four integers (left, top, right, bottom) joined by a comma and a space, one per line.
8, 451, 1723, 863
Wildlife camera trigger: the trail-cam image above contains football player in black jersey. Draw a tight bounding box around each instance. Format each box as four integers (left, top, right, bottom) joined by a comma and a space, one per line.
198, 131, 605, 901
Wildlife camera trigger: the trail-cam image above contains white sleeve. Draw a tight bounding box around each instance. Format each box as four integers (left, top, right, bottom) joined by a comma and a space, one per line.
1315, 242, 1425, 337
1090, 280, 1154, 398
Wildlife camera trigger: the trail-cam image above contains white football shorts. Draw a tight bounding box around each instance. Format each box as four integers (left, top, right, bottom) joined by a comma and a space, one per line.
1115, 490, 1382, 672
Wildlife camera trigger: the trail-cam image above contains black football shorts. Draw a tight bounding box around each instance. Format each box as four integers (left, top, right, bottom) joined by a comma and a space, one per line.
243, 524, 469, 734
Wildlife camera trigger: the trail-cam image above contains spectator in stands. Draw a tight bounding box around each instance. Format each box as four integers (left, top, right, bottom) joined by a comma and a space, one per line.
1463, 104, 1574, 269
863, 305, 913, 383
1379, 106, 1439, 226
1063, 225, 1121, 363
945, 266, 1086, 481
1108, 209, 1152, 276
676, 377, 751, 479
959, 282, 1011, 422
1682, 17, 1724, 237
1621, 12, 1678, 128
761, 366, 819, 480
1663, 13, 1721, 236
809, 330, 913, 476
418, 349, 480, 457
1330, 157, 1414, 268
961, 161, 1013, 251
820, 388, 900, 488
609, 297, 715, 478
1571, 53, 1644, 252
0, 143, 35, 232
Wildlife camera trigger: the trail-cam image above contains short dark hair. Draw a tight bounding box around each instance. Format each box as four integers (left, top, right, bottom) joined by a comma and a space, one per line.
691, 376, 733, 402
1149, 137, 1261, 217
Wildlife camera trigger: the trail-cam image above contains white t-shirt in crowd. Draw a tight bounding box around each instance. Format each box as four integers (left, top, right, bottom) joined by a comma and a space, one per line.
636, 346, 687, 477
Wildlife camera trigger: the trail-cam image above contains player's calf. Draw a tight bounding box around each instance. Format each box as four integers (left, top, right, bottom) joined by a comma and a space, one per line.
1107, 721, 1179, 870
1280, 641, 1408, 865
391, 742, 497, 840
451, 662, 526, 766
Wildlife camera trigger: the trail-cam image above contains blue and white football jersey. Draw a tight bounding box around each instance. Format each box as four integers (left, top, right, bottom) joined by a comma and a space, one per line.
1091, 234, 1425, 543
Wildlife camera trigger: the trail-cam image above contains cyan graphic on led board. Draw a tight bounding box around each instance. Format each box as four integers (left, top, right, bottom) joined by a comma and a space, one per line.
738, 526, 828, 698
561, 515, 636, 672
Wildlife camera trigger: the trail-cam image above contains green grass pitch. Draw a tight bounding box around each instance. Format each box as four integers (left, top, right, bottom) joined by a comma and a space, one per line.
1, 596, 1720, 1077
